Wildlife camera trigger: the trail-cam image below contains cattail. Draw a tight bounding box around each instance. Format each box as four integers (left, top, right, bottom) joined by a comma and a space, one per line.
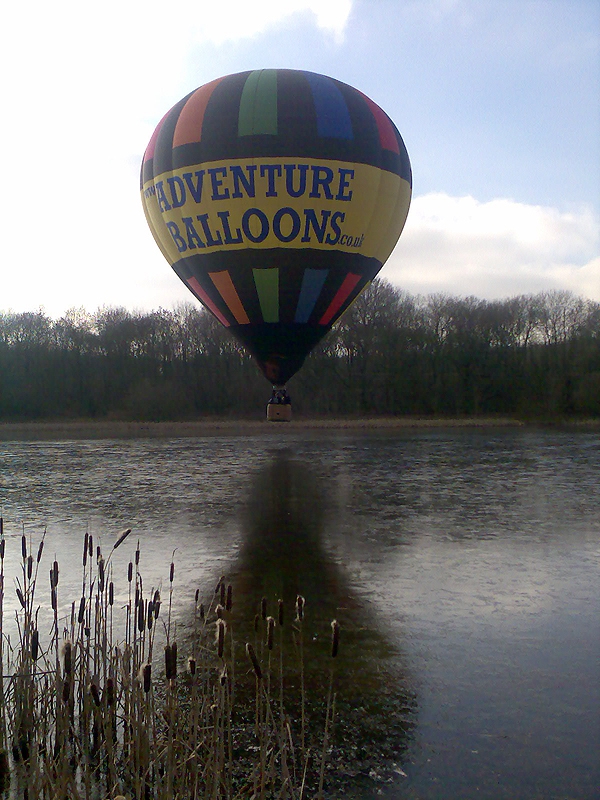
96, 545, 101, 561
98, 558, 105, 593
266, 616, 275, 651
137, 599, 145, 632
16, 587, 25, 609
246, 643, 262, 680
142, 663, 152, 693
83, 532, 89, 566
188, 657, 196, 677
165, 644, 177, 680
278, 598, 284, 626
215, 619, 226, 659
127, 562, 133, 583
31, 630, 39, 661
135, 543, 140, 565
331, 619, 340, 658
199, 603, 205, 621
36, 539, 44, 563
254, 614, 259, 633
219, 666, 227, 686
296, 595, 305, 622
88, 534, 93, 557
219, 582, 226, 605
27, 555, 33, 580
109, 581, 114, 607
52, 560, 59, 588
0, 537, 4, 560
78, 597, 85, 624
169, 562, 174, 584
195, 588, 200, 603
226, 584, 233, 611
51, 587, 57, 612
215, 604, 225, 620
261, 597, 267, 620
105, 677, 114, 706
90, 681, 101, 707
215, 576, 224, 594
0, 516, 3, 537
62, 679, 71, 704
21, 535, 27, 561
153, 591, 161, 619
63, 641, 72, 676
113, 528, 131, 549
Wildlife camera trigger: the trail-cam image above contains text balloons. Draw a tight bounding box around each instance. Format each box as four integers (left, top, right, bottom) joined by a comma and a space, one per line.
141, 69, 411, 385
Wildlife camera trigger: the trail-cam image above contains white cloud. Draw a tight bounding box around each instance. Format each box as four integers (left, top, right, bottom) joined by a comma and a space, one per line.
384, 193, 600, 301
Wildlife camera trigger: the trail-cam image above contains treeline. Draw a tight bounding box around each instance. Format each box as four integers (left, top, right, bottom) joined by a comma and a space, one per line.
1, 281, 599, 420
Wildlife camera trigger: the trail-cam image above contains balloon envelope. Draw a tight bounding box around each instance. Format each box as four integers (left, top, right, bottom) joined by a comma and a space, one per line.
141, 69, 411, 384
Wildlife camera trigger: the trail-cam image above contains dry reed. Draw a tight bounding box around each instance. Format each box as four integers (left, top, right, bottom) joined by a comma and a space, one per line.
0, 518, 340, 799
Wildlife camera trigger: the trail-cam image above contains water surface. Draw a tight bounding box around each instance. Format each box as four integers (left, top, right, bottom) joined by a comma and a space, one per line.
1, 427, 598, 798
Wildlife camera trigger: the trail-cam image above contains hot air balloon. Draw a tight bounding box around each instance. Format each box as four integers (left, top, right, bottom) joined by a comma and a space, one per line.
140, 69, 411, 420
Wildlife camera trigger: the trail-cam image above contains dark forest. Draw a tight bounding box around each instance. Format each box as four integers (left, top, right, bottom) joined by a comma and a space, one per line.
1, 280, 598, 421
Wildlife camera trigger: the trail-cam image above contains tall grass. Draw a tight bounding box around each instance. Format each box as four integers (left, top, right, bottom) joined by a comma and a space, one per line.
0, 519, 340, 799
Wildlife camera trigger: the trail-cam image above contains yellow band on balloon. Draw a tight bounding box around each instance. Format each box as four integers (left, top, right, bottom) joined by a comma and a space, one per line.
141, 157, 411, 267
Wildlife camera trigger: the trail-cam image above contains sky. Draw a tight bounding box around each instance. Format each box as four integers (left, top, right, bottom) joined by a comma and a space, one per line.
1, 0, 598, 319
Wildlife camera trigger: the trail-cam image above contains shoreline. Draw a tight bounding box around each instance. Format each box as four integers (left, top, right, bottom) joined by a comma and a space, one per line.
0, 416, 598, 441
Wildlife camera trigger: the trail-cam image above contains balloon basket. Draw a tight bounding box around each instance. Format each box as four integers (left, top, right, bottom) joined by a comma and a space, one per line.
266, 402, 292, 422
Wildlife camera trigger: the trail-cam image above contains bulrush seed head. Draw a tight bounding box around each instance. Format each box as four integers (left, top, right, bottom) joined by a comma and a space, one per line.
62, 641, 72, 676
278, 599, 284, 627
141, 663, 152, 693
246, 643, 262, 680
105, 678, 115, 706
21, 535, 27, 560
296, 595, 305, 621
261, 597, 268, 620
113, 528, 131, 549
215, 604, 225, 620
216, 619, 226, 659
331, 619, 340, 658
188, 657, 196, 677
36, 539, 44, 563
226, 584, 233, 611
90, 682, 101, 707
267, 616, 275, 651
31, 630, 39, 661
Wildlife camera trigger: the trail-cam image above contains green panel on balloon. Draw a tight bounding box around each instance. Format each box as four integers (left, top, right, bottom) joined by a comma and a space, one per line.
253, 268, 279, 323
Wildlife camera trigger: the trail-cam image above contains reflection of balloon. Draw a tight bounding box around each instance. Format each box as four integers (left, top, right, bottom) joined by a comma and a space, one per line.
141, 69, 412, 385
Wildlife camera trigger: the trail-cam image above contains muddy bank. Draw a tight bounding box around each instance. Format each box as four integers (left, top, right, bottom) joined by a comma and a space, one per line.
0, 416, 536, 441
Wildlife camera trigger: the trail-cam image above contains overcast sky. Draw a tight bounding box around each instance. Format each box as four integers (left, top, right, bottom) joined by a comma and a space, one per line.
1, 0, 598, 319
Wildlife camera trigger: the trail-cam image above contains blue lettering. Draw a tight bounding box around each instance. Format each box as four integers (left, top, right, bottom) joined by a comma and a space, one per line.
183, 170, 205, 203
231, 165, 257, 198
284, 164, 309, 198
309, 166, 334, 199
335, 169, 354, 201
167, 176, 186, 208
260, 164, 282, 197
181, 217, 206, 250
242, 208, 269, 243
326, 211, 345, 245
208, 167, 230, 200
197, 214, 223, 247
273, 208, 301, 243
166, 221, 186, 252
156, 181, 172, 213
302, 209, 331, 243
217, 211, 243, 244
